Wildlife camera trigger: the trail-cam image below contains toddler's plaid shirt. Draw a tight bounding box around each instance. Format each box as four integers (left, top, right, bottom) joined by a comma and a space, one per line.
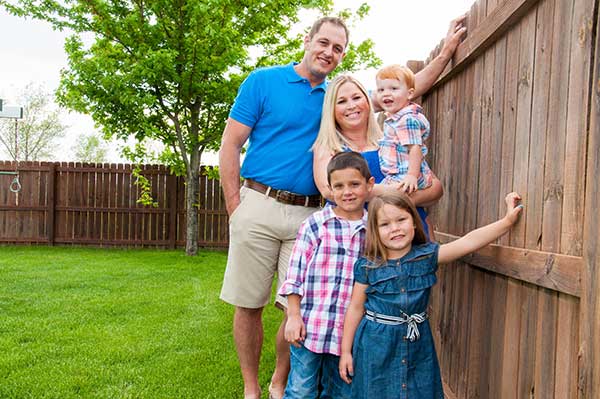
379, 102, 433, 188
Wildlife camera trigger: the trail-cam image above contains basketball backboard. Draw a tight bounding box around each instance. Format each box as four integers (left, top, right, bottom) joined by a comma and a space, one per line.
0, 105, 23, 119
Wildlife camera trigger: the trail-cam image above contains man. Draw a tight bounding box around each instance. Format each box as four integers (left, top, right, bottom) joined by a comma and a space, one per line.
219, 16, 466, 399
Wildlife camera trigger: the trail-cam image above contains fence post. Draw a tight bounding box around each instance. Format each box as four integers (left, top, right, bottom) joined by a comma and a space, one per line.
168, 174, 177, 249
407, 60, 425, 104
47, 162, 56, 245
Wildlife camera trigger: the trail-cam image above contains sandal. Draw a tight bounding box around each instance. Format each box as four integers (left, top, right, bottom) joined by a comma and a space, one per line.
268, 382, 284, 399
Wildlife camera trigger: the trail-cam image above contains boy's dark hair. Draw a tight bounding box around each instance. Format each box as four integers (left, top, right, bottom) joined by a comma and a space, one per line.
326, 151, 372, 185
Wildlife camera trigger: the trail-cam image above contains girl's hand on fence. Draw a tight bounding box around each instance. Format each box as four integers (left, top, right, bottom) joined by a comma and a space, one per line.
339, 352, 354, 384
284, 315, 306, 348
504, 192, 524, 225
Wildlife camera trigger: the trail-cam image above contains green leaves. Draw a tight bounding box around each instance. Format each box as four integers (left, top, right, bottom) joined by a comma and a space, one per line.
2, 0, 380, 252
4, 0, 380, 172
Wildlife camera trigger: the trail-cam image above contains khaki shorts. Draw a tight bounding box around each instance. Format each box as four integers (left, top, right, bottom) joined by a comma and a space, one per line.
220, 186, 318, 309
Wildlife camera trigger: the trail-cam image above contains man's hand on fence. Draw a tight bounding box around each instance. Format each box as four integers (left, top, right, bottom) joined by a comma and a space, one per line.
442, 14, 468, 58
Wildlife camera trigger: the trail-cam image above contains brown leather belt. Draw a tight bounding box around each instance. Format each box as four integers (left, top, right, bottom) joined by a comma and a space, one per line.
244, 179, 321, 207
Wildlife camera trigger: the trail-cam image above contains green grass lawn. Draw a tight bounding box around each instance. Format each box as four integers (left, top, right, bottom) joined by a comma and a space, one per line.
0, 246, 283, 398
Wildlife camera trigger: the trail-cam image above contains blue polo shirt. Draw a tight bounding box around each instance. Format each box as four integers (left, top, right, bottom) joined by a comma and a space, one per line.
230, 63, 327, 196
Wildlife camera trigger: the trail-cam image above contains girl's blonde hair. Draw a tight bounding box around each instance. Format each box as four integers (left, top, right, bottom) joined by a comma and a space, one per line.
312, 74, 381, 153
365, 192, 427, 264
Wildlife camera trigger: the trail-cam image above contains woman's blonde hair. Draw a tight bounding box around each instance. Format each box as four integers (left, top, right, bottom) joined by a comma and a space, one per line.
312, 74, 381, 153
365, 192, 427, 264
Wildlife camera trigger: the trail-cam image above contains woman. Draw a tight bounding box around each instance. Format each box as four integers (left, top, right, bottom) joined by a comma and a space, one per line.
312, 74, 442, 237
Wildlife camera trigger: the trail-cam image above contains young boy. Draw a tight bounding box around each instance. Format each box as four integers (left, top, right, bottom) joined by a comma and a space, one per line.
278, 151, 374, 398
375, 64, 434, 194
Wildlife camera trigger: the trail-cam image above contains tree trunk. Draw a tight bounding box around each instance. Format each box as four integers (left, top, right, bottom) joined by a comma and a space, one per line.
185, 169, 199, 256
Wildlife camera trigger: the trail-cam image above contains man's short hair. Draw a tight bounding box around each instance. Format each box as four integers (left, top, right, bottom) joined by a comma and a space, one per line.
327, 151, 371, 185
309, 17, 349, 47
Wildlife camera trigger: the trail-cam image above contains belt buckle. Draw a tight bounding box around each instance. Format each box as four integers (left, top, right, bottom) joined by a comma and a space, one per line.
369, 311, 379, 323
275, 189, 294, 204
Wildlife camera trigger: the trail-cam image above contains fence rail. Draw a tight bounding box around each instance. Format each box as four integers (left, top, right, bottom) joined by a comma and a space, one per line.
0, 161, 228, 248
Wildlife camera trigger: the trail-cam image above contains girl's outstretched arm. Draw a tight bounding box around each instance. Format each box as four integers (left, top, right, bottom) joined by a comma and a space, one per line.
438, 192, 524, 264
339, 282, 368, 384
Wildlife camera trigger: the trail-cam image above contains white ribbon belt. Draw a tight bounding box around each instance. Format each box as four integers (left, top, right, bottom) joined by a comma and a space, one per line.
365, 309, 428, 342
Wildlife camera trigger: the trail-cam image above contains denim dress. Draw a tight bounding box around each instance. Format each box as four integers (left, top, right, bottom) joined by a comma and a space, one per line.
351, 242, 443, 399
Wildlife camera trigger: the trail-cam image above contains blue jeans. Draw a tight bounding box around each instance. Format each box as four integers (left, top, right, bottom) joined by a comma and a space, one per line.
283, 344, 351, 399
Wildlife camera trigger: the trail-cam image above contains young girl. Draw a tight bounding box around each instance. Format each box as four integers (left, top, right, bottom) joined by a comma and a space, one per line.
339, 191, 523, 398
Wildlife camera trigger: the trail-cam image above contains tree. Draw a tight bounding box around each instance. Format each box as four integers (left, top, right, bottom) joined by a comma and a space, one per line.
72, 132, 108, 163
2, 0, 380, 255
0, 83, 67, 161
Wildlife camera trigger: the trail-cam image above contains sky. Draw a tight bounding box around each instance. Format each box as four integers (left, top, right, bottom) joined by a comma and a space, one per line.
0, 0, 474, 163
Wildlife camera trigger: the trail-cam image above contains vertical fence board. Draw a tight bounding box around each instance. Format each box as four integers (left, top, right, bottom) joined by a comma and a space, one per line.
199, 170, 207, 244
530, 1, 560, 397
526, 0, 554, 251
0, 162, 7, 239
168, 174, 177, 248
561, 0, 594, 258
123, 164, 132, 242
32, 163, 42, 238
515, 7, 539, 397
580, 1, 600, 397
157, 165, 166, 243
470, 41, 497, 399
485, 26, 511, 399
463, 2, 486, 396
73, 162, 82, 240
177, 172, 186, 244
454, 67, 473, 399
445, 65, 467, 393
81, 163, 89, 240
47, 163, 55, 244
114, 164, 123, 241
110, 163, 118, 243
434, 79, 452, 388
554, 294, 579, 398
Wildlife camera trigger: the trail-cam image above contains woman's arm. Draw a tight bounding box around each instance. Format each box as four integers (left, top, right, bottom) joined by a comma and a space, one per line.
369, 175, 443, 206
313, 144, 334, 201
409, 175, 443, 207
339, 282, 367, 384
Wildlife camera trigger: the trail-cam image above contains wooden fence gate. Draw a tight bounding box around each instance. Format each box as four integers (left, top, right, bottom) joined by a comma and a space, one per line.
420, 0, 599, 397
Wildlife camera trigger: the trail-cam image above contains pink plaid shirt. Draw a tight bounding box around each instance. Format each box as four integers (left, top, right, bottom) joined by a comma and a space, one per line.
279, 206, 367, 355
379, 102, 433, 188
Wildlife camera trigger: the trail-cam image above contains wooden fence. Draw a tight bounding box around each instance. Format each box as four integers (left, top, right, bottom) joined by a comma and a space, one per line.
0, 161, 228, 248
420, 0, 599, 397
